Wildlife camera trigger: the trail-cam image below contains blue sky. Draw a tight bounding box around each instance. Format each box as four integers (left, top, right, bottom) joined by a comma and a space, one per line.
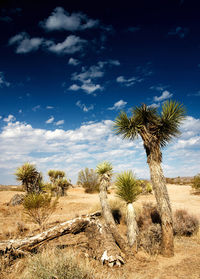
0, 0, 200, 184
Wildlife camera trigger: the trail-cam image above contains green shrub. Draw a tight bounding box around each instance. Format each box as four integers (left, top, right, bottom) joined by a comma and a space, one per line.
173, 209, 199, 236
23, 193, 58, 228
77, 168, 100, 193
192, 173, 200, 191
20, 248, 92, 279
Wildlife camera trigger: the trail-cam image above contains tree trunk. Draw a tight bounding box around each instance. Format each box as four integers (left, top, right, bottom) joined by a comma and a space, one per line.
126, 203, 138, 247
99, 177, 129, 254
148, 159, 174, 257
0, 212, 125, 266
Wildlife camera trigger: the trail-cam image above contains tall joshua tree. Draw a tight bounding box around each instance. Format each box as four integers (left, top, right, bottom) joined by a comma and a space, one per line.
114, 100, 186, 257
115, 171, 141, 247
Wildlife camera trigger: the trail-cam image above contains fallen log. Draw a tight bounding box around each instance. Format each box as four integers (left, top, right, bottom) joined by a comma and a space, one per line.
0, 211, 125, 267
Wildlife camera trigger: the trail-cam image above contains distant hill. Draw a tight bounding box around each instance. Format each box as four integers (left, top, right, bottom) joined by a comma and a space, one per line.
165, 176, 194, 185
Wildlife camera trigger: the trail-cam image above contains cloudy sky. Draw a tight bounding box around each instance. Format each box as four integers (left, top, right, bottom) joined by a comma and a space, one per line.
0, 0, 200, 184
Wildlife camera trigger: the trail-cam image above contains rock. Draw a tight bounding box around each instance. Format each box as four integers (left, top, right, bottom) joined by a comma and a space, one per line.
8, 194, 24, 206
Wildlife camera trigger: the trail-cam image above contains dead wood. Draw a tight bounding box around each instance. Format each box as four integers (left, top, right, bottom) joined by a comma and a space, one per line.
0, 211, 125, 267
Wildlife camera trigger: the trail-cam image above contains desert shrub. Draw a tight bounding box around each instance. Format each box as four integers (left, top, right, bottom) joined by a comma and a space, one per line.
138, 224, 162, 255
23, 193, 58, 229
136, 203, 162, 254
77, 168, 100, 193
192, 173, 200, 191
138, 180, 152, 194
48, 170, 71, 196
20, 248, 92, 279
173, 209, 199, 236
15, 163, 43, 193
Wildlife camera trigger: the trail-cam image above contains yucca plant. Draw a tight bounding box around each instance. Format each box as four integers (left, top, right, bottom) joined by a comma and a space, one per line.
114, 100, 186, 256
15, 163, 42, 193
115, 171, 141, 247
23, 193, 58, 229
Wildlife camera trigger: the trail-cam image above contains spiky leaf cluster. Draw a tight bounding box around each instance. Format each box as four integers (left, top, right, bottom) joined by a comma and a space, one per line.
114, 100, 186, 149
96, 161, 113, 176
15, 162, 42, 193
115, 171, 142, 203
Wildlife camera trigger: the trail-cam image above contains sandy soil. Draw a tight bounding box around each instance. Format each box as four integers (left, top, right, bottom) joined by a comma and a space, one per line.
0, 184, 200, 279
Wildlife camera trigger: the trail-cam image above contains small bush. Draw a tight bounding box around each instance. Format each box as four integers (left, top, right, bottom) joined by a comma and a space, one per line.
138, 180, 152, 194
173, 209, 199, 236
20, 248, 92, 279
192, 173, 200, 192
23, 193, 58, 228
77, 168, 100, 193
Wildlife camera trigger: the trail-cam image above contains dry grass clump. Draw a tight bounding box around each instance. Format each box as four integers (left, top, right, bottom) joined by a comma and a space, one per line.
137, 202, 162, 255
173, 209, 199, 236
20, 248, 93, 279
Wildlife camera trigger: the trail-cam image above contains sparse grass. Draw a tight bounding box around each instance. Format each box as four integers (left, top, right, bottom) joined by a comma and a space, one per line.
20, 248, 93, 279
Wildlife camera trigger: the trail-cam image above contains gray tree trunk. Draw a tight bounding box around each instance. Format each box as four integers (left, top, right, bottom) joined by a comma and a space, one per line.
148, 159, 174, 257
126, 203, 138, 247
0, 212, 125, 267
99, 177, 129, 253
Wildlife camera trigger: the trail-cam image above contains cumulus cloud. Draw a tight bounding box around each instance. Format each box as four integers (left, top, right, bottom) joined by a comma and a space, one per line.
0, 72, 10, 87
46, 116, 54, 124
8, 32, 43, 54
69, 60, 119, 94
153, 90, 173, 102
55, 120, 64, 126
46, 106, 54, 109
3, 114, 16, 122
108, 100, 127, 110
46, 35, 87, 55
116, 76, 139, 87
76, 100, 94, 112
0, 116, 199, 184
40, 7, 99, 31
68, 57, 80, 66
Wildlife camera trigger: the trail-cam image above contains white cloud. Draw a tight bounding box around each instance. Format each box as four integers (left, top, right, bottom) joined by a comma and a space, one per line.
46, 106, 54, 109
108, 100, 127, 110
153, 90, 173, 102
68, 57, 80, 66
46, 35, 86, 55
76, 101, 94, 112
3, 114, 16, 122
0, 116, 199, 184
148, 103, 160, 108
46, 116, 54, 124
69, 60, 118, 94
8, 32, 43, 54
0, 116, 2, 120
116, 75, 140, 87
55, 120, 64, 126
40, 7, 99, 31
0, 72, 10, 87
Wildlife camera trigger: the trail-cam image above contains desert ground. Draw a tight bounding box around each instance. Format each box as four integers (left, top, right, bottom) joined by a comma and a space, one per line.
0, 184, 200, 279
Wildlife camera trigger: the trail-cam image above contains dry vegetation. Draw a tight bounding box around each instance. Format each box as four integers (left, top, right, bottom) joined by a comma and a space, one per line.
0, 183, 200, 279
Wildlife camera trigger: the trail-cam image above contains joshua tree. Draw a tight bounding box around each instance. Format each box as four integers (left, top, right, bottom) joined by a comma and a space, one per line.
114, 100, 186, 256
15, 162, 42, 193
115, 171, 141, 247
96, 161, 127, 252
